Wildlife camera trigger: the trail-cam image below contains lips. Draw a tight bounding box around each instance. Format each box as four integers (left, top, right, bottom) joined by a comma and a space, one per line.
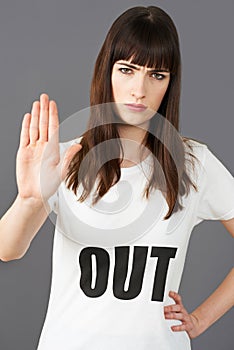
124, 103, 147, 112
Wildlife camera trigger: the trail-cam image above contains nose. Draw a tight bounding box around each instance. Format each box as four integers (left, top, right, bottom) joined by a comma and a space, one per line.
130, 76, 146, 100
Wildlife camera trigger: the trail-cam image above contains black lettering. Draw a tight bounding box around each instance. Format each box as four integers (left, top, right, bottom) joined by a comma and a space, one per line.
150, 247, 177, 302
79, 247, 110, 297
113, 246, 148, 300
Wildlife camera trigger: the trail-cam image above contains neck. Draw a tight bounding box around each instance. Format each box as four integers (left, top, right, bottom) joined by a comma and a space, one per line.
117, 124, 150, 167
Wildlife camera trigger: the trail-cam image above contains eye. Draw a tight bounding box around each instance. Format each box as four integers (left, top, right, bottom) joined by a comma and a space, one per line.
151, 73, 166, 80
119, 67, 132, 74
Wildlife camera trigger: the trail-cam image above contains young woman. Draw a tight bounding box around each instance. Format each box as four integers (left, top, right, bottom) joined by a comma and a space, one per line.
0, 6, 234, 350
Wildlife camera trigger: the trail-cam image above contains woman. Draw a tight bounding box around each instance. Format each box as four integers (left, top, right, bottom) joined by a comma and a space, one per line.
0, 6, 233, 350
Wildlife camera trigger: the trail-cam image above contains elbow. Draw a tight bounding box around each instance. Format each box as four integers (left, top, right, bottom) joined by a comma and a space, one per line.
1, 255, 22, 262
0, 256, 12, 262
0, 250, 26, 262
0, 241, 30, 262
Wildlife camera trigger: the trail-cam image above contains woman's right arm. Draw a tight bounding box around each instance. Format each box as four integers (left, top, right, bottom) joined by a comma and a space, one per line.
0, 93, 81, 261
0, 196, 50, 261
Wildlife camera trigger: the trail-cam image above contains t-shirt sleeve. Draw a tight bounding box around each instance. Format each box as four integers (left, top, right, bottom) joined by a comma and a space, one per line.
194, 145, 234, 223
47, 190, 59, 215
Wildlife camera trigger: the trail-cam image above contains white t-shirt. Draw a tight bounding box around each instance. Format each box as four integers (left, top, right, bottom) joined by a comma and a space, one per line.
37, 138, 234, 350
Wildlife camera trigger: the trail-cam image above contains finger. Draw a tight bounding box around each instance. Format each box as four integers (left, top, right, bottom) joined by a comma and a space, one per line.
60, 144, 82, 180
39, 93, 49, 142
48, 100, 59, 142
164, 312, 184, 320
164, 304, 182, 313
29, 101, 40, 144
168, 291, 183, 305
19, 113, 31, 148
171, 324, 187, 332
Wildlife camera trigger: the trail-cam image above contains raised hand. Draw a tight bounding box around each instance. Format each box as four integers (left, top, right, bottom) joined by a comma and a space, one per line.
16, 93, 82, 203
164, 291, 201, 339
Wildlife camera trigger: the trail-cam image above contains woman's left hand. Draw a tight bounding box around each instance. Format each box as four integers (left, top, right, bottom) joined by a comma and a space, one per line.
164, 291, 201, 339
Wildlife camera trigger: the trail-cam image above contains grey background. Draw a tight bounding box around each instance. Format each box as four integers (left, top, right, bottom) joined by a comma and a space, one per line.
0, 0, 233, 349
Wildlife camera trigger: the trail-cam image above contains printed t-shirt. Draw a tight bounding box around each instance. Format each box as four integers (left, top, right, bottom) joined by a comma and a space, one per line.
37, 138, 234, 350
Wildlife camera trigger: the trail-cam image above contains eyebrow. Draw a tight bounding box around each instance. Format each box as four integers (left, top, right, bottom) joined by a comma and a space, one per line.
116, 61, 170, 73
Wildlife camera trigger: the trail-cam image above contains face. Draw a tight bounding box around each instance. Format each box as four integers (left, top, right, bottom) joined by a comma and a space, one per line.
111, 59, 170, 130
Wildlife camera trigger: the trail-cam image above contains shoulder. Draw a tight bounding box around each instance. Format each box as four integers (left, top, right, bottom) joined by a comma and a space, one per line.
183, 136, 207, 151
181, 137, 211, 186
182, 136, 208, 165
182, 137, 231, 170
183, 136, 234, 187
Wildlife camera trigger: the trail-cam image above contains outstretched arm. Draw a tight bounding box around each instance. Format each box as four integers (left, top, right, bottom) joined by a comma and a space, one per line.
0, 94, 81, 261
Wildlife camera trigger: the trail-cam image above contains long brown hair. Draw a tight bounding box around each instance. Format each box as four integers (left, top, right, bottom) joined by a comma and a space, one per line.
65, 6, 199, 220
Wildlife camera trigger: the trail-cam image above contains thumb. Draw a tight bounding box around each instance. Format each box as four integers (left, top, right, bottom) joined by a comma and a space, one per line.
60, 144, 82, 180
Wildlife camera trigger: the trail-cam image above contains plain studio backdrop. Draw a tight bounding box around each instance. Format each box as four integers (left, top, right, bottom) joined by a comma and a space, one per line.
0, 1, 233, 349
